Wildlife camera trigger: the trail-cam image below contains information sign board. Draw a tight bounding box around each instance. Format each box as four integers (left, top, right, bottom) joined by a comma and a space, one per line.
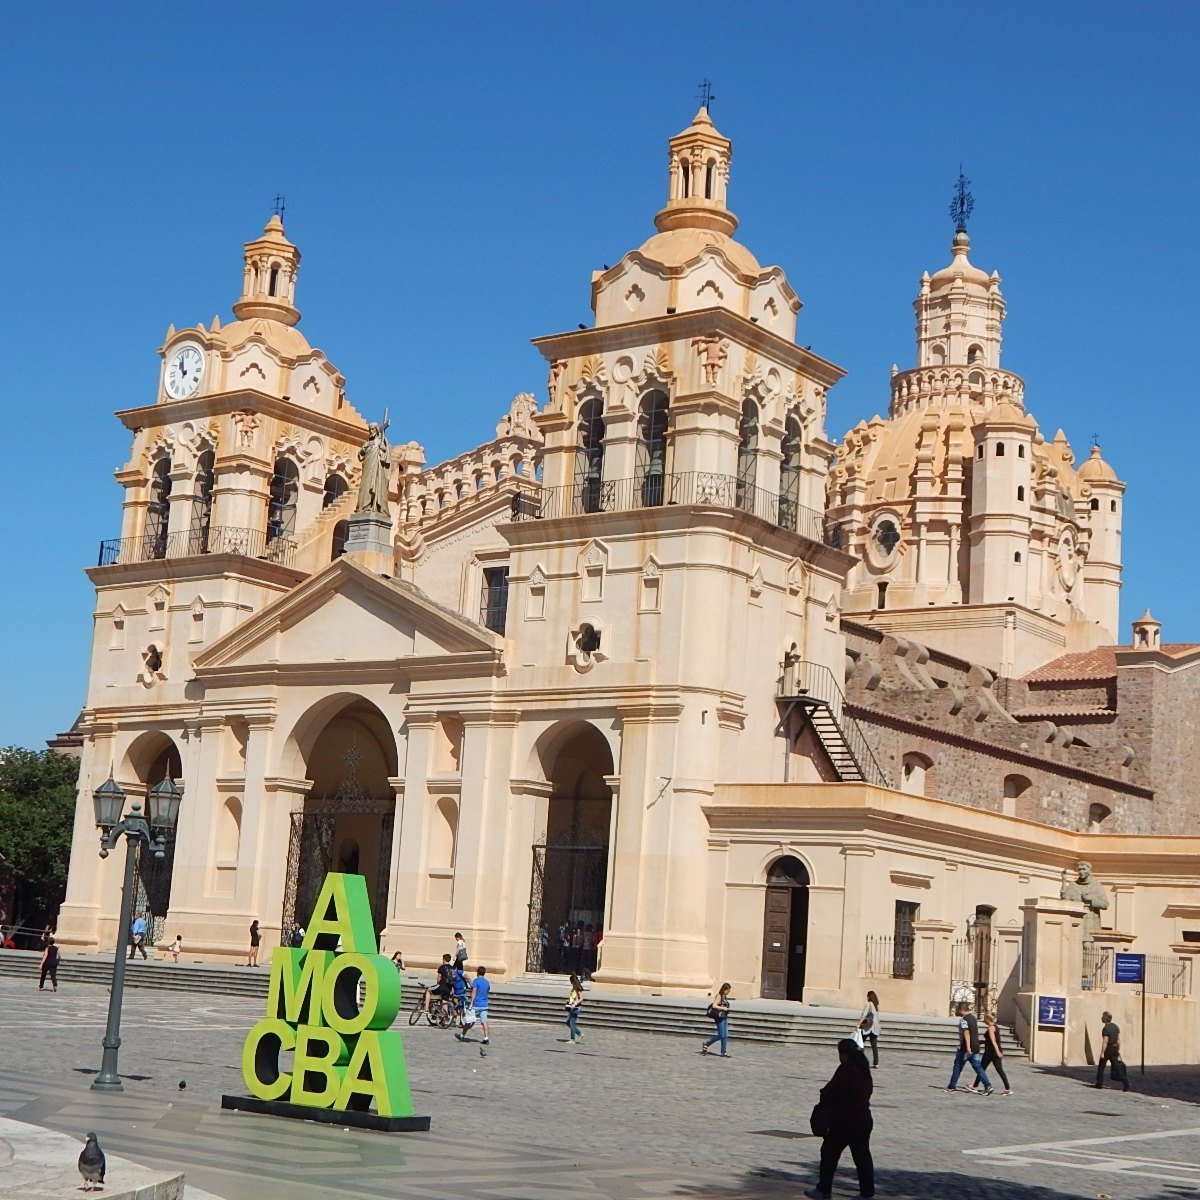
1037, 994, 1067, 1027
1114, 952, 1145, 984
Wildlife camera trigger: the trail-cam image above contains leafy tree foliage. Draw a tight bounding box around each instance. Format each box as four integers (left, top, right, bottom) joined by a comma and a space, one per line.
0, 747, 79, 930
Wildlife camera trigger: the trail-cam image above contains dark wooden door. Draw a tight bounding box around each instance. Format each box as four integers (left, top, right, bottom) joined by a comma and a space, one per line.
761, 886, 792, 999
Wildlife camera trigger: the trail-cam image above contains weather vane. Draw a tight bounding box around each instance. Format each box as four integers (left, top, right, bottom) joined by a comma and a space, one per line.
698, 78, 716, 110
272, 193, 287, 219
949, 167, 973, 234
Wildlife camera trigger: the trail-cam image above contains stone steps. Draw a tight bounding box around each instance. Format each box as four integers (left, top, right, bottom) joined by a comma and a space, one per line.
0, 952, 1022, 1056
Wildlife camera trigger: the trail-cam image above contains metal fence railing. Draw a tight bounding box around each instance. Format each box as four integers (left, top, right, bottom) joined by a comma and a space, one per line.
1082, 943, 1112, 991
1144, 953, 1190, 998
98, 525, 297, 568
511, 471, 831, 544
864, 934, 915, 979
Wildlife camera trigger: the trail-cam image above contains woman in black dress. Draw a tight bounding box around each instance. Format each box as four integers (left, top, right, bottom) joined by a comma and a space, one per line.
248, 919, 261, 967
806, 1037, 874, 1199
38, 937, 60, 991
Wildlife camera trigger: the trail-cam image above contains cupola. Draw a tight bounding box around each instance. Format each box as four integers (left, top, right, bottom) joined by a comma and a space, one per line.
653, 106, 737, 238
232, 214, 301, 326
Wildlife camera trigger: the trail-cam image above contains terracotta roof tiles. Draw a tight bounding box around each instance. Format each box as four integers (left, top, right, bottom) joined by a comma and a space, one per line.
1023, 644, 1200, 683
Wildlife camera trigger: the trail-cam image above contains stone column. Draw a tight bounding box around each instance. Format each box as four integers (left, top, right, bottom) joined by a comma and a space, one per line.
1018, 896, 1087, 1065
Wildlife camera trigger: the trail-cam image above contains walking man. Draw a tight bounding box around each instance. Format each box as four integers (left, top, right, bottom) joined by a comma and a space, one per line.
128, 911, 149, 960
467, 965, 492, 1053
1095, 1011, 1130, 1091
945, 1001, 992, 1094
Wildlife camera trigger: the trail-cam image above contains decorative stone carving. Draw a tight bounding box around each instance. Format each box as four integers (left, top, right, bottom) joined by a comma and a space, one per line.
231, 411, 260, 449
547, 360, 565, 405
691, 335, 729, 385
496, 393, 542, 442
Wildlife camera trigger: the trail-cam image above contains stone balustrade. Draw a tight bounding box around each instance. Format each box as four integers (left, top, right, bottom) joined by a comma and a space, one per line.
890, 365, 1026, 417
399, 436, 540, 528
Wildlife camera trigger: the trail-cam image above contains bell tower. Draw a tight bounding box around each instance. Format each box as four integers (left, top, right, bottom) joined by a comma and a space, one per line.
232, 214, 301, 326
656, 105, 736, 237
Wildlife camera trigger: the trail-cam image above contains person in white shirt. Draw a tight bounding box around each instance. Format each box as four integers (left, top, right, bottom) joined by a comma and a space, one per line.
859, 990, 880, 1068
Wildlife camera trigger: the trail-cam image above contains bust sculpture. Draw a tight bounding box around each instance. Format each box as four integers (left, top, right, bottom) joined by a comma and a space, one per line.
1059, 860, 1109, 939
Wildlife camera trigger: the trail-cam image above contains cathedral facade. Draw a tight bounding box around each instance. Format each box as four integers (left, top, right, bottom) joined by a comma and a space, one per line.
56, 112, 1199, 1048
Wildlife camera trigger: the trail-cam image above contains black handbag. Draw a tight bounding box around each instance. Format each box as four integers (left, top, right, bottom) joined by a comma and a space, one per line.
809, 1101, 831, 1137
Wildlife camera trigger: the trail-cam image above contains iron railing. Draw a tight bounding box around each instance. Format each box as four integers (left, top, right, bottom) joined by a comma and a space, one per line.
864, 934, 916, 979
1082, 943, 1112, 991
511, 471, 830, 544
98, 526, 297, 568
779, 658, 890, 789
1144, 953, 1190, 998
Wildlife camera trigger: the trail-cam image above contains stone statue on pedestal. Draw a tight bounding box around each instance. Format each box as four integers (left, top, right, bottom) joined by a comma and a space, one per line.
1060, 860, 1109, 939
355, 419, 391, 517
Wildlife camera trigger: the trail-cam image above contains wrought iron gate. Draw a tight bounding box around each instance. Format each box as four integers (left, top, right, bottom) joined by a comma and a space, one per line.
280, 805, 394, 941
950, 919, 1000, 1014
526, 843, 608, 973
132, 838, 175, 947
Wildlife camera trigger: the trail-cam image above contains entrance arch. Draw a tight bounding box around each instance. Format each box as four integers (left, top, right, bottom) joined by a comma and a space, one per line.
122, 732, 183, 947
526, 722, 614, 975
761, 855, 810, 1001
281, 697, 398, 941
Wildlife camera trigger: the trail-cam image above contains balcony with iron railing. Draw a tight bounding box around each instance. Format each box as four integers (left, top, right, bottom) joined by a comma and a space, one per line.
97, 526, 297, 569
510, 470, 832, 545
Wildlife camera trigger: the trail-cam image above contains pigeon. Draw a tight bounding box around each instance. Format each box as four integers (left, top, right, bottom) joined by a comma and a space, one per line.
78, 1131, 106, 1191
178, 1080, 186, 1090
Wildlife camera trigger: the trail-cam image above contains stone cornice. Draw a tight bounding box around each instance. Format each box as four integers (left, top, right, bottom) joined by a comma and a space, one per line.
115, 388, 367, 443
532, 307, 846, 388
88, 555, 305, 591
193, 652, 504, 690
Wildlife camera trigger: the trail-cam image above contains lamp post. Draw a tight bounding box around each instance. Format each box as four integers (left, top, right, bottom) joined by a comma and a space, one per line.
90, 772, 181, 1093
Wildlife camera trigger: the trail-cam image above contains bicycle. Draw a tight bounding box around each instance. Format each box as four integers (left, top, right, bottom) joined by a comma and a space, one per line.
408, 985, 456, 1028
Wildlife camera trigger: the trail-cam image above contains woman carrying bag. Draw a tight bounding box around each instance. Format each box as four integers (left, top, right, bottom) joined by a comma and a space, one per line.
858, 989, 880, 1067
805, 1038, 875, 1200
564, 973, 584, 1043
701, 982, 733, 1057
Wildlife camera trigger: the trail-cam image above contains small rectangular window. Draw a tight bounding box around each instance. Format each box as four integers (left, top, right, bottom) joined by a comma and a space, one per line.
996, 443, 1005, 456
893, 900, 918, 978
479, 567, 509, 634
1018, 445, 1025, 458
976, 445, 984, 459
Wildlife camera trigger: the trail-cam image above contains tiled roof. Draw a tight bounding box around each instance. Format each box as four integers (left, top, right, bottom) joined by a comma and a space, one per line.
1023, 643, 1200, 683
1022, 649, 1117, 683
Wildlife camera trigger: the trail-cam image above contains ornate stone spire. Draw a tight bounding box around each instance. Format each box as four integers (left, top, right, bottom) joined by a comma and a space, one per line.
653, 107, 737, 238
232, 214, 301, 326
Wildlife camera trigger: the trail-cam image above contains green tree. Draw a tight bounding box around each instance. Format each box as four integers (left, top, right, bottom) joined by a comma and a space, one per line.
0, 747, 80, 931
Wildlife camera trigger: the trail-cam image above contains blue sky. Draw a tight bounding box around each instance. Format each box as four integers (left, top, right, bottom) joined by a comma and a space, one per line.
1, 4, 1196, 749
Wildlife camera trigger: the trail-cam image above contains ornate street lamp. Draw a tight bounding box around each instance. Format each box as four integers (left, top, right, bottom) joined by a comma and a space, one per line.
91, 772, 181, 1093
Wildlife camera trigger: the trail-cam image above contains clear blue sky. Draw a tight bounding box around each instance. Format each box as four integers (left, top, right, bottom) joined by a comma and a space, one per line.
1, 4, 1196, 749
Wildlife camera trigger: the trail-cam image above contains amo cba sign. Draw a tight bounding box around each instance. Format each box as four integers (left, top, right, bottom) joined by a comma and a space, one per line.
225, 872, 429, 1131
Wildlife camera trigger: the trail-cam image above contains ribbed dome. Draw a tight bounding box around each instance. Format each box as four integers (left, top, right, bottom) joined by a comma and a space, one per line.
215, 317, 312, 359
636, 226, 761, 276
928, 231, 991, 290
1077, 444, 1118, 483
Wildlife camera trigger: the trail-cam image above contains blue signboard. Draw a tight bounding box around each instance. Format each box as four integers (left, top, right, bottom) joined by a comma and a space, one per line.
1037, 995, 1067, 1027
1114, 952, 1145, 984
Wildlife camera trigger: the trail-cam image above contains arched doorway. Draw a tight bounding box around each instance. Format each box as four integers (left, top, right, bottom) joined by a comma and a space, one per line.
761, 855, 809, 1001
125, 735, 183, 948
281, 698, 398, 941
526, 723, 614, 975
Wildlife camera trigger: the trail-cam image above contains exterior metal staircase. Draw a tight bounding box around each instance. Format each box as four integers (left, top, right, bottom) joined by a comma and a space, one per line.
778, 658, 891, 789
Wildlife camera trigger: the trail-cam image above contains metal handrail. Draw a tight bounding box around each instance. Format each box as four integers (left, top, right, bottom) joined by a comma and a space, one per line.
97, 526, 297, 568
511, 470, 831, 545
779, 658, 891, 789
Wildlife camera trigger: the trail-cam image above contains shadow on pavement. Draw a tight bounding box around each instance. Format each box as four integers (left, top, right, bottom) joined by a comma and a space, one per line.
667, 1164, 1192, 1199
1031, 1062, 1200, 1107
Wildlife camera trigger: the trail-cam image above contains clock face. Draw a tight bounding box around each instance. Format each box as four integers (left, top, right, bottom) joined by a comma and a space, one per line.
164, 344, 204, 399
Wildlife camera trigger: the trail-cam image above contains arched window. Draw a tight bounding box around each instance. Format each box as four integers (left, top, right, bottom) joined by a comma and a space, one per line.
268, 265, 280, 296
146, 458, 172, 560
901, 752, 932, 796
190, 449, 215, 554
331, 519, 349, 561
1003, 773, 1031, 816
967, 344, 983, 364
429, 797, 458, 870
735, 398, 759, 512
1090, 498, 1099, 511
931, 344, 946, 365
1014, 552, 1022, 563
574, 396, 605, 514
1088, 802, 1112, 831
996, 442, 1006, 457
778, 410, 803, 531
637, 390, 669, 507
216, 797, 242, 865
705, 161, 716, 199
323, 473, 348, 509
1017, 486, 1025, 501
267, 457, 300, 542
680, 158, 691, 198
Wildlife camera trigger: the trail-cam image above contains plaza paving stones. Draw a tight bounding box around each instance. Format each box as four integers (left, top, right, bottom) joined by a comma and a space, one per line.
0, 978, 1196, 1199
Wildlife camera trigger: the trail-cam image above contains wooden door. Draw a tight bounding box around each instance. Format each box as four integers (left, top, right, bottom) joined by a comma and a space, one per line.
761, 885, 792, 999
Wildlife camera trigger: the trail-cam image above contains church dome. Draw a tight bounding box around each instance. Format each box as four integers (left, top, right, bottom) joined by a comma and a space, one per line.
215, 316, 312, 360
1077, 444, 1118, 483
928, 231, 992, 291
636, 226, 762, 275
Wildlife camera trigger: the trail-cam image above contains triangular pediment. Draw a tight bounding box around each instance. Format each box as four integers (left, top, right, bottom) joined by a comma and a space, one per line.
193, 556, 501, 671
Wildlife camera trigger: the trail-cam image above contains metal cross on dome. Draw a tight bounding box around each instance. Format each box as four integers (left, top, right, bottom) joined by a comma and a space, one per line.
949, 168, 974, 234
697, 79, 716, 110
272, 193, 287, 219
